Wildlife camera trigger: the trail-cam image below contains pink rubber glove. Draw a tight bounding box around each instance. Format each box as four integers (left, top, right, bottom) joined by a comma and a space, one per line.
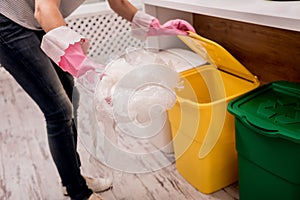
148, 18, 195, 36
132, 11, 195, 40
41, 26, 104, 78
59, 41, 104, 77
62, 43, 106, 92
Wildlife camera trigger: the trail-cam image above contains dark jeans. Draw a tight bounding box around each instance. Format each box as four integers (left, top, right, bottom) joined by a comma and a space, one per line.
0, 14, 92, 200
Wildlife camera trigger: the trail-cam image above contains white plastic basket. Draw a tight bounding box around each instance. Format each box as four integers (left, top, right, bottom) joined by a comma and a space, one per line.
66, 2, 144, 63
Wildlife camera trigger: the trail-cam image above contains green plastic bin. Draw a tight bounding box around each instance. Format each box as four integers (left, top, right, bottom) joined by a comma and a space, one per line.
227, 81, 300, 200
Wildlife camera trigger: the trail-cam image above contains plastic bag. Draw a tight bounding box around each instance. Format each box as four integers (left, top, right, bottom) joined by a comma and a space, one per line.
76, 48, 180, 172
94, 48, 180, 136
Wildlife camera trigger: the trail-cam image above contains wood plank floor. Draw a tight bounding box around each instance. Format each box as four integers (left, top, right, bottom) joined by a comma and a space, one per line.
0, 68, 239, 200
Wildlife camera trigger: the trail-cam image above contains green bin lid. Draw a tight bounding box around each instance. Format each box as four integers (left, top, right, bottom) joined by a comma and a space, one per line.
228, 81, 300, 143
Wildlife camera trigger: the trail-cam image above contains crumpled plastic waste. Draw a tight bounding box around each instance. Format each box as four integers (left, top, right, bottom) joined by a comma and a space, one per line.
94, 48, 181, 135
88, 48, 181, 172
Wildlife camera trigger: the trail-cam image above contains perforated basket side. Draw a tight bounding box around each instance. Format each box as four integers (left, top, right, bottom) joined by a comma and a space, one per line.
66, 4, 144, 63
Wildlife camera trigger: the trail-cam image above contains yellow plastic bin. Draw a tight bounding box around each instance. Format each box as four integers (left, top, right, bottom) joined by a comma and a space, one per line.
167, 32, 260, 194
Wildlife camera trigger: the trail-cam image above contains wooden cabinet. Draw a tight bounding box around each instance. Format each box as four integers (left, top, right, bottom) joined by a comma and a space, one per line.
194, 14, 300, 84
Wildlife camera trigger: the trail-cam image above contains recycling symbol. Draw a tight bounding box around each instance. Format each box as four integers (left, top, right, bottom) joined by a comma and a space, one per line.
257, 99, 300, 125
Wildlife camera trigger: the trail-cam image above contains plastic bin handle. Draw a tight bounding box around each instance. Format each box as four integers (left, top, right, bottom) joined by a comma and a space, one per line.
244, 117, 278, 133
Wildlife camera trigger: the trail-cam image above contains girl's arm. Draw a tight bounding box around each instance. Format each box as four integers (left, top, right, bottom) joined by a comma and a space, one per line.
34, 0, 66, 32
107, 0, 138, 22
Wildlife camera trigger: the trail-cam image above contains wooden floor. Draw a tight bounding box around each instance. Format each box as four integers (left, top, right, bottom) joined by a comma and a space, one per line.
0, 68, 239, 200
